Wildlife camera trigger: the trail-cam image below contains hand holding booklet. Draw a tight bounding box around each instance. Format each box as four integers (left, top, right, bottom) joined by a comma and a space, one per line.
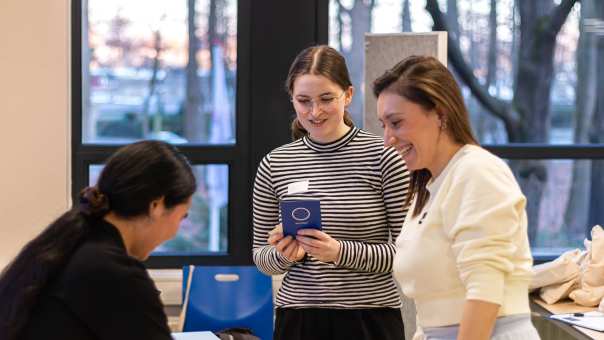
280, 199, 322, 238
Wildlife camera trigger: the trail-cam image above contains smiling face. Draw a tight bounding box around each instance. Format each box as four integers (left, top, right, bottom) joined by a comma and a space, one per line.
291, 74, 352, 143
377, 92, 451, 174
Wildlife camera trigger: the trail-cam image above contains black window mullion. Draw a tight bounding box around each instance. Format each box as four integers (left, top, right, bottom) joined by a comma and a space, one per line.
72, 0, 338, 268
485, 144, 604, 159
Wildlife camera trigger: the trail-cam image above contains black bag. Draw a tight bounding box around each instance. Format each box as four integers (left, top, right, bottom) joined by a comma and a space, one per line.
214, 327, 261, 340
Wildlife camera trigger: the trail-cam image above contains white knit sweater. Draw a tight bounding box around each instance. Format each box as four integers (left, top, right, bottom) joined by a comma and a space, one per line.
393, 144, 533, 327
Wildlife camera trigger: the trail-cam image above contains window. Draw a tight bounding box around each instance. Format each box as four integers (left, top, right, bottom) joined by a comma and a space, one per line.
73, 0, 250, 267
89, 164, 229, 252
74, 0, 329, 268
329, 0, 604, 260
82, 0, 237, 146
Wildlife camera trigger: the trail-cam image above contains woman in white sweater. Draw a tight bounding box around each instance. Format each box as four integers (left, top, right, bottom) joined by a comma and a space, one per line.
373, 56, 540, 340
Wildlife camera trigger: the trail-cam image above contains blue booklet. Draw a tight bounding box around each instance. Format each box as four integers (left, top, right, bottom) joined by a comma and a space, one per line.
280, 200, 322, 238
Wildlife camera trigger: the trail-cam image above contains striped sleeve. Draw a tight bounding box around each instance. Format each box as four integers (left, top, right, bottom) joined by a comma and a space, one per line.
335, 147, 409, 273
380, 146, 410, 241
252, 154, 296, 275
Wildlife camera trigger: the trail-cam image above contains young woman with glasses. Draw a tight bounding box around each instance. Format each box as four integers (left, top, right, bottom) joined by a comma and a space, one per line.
252, 45, 410, 340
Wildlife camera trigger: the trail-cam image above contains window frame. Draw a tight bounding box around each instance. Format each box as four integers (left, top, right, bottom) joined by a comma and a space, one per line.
323, 2, 604, 264
72, 0, 329, 268
483, 144, 604, 263
71, 0, 252, 268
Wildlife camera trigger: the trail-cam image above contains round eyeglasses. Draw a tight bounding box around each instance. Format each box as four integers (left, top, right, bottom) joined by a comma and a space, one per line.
291, 92, 345, 113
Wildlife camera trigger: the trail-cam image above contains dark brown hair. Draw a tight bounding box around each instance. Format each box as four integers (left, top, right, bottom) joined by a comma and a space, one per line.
373, 56, 478, 217
0, 141, 196, 340
285, 45, 355, 140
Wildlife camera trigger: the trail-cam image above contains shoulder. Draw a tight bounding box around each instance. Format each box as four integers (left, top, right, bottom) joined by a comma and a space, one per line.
257, 139, 306, 165
450, 145, 518, 189
348, 129, 389, 155
270, 138, 306, 154
59, 239, 155, 302
354, 129, 384, 145
455, 145, 510, 173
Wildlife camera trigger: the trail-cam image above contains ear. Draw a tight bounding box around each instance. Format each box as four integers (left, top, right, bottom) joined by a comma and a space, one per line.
148, 196, 166, 220
345, 86, 354, 106
437, 112, 448, 130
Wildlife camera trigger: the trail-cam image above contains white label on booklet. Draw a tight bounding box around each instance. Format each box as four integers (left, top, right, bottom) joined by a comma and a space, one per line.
287, 180, 309, 194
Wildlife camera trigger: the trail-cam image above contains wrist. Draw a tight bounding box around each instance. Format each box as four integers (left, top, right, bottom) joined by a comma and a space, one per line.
333, 240, 342, 263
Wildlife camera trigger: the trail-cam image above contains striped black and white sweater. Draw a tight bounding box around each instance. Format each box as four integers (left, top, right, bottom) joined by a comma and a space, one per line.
252, 127, 410, 309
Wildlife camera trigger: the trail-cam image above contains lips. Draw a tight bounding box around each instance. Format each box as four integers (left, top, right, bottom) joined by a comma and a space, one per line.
309, 119, 327, 126
399, 144, 413, 158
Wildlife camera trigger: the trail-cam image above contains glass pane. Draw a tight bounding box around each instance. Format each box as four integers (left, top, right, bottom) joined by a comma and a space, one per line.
328, 1, 604, 145
83, 0, 237, 145
501, 159, 604, 254
89, 163, 229, 253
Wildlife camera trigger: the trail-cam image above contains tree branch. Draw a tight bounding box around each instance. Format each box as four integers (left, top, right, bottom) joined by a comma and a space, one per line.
548, 0, 579, 36
336, 0, 350, 15
425, 0, 519, 133
335, 0, 344, 50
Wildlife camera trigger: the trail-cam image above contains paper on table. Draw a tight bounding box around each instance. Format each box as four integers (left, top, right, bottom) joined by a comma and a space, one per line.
550, 311, 604, 332
172, 331, 219, 340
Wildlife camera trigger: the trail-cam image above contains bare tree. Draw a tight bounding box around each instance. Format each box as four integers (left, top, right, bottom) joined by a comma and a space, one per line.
106, 9, 133, 66
185, 0, 205, 142
486, 0, 497, 91
478, 0, 502, 142
588, 1, 604, 228
335, 0, 376, 125
401, 0, 412, 32
447, 0, 461, 42
208, 0, 227, 104
426, 0, 579, 243
208, 0, 219, 98
142, 29, 163, 136
564, 0, 599, 239
510, 0, 519, 91
82, 0, 94, 141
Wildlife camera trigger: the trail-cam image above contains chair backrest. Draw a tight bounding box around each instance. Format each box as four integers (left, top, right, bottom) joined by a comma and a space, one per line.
181, 266, 273, 340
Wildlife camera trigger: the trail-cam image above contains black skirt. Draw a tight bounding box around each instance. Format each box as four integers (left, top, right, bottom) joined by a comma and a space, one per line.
274, 307, 404, 340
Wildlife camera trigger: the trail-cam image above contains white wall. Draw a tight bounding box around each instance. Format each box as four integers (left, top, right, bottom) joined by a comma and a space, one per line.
0, 0, 70, 269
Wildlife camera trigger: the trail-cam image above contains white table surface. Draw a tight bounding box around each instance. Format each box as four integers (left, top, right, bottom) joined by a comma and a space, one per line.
172, 331, 219, 340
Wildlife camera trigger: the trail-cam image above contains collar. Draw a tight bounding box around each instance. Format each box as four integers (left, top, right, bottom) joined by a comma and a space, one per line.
302, 126, 358, 153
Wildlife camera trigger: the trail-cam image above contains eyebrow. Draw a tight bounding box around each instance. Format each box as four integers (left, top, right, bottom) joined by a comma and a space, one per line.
295, 92, 336, 98
380, 112, 402, 122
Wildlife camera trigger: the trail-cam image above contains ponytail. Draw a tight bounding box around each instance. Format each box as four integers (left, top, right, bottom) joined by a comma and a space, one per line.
0, 140, 195, 340
0, 187, 107, 340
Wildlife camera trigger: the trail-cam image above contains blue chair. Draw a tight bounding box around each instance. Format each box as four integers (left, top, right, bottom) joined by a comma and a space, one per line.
181, 266, 273, 340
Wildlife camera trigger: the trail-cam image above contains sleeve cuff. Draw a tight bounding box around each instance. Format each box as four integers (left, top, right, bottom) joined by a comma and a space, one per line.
276, 251, 296, 267
464, 266, 505, 305
335, 240, 350, 267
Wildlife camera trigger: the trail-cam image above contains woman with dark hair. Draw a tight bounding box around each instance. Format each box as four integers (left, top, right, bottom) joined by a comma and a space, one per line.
374, 56, 539, 340
0, 140, 196, 340
252, 45, 409, 340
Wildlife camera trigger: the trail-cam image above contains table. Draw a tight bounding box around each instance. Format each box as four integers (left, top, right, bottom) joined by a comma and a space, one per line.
172, 331, 220, 340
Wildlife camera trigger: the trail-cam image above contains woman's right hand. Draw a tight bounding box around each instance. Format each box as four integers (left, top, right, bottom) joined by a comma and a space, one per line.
268, 223, 306, 262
